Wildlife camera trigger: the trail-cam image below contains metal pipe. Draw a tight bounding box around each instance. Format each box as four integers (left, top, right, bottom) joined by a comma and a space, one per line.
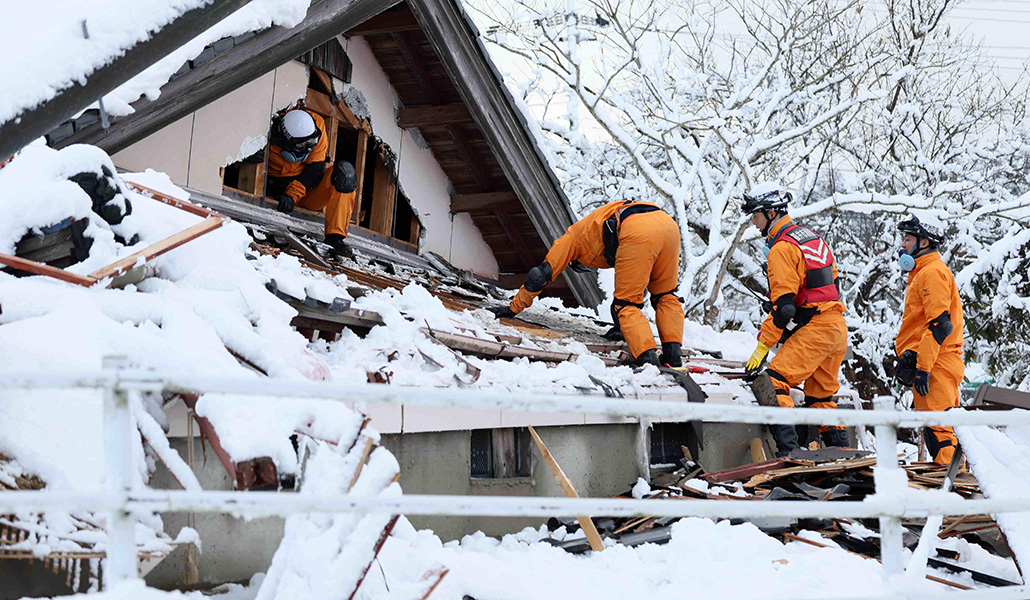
1, 368, 1025, 429
1, 490, 1028, 521
873, 396, 905, 582
102, 357, 137, 585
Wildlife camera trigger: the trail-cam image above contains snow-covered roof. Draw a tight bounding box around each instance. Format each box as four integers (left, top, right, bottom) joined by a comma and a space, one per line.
1, 0, 310, 129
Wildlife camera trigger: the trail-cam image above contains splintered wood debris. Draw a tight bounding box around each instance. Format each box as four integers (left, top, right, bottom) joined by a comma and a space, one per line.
539, 449, 1022, 590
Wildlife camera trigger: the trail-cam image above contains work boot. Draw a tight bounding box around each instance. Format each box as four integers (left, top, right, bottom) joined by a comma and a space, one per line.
635, 349, 660, 367
750, 372, 779, 407
821, 428, 850, 449
769, 424, 800, 458
325, 233, 355, 259
660, 342, 682, 368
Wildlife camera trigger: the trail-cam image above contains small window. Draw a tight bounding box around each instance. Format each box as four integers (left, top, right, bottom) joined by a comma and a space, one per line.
470, 428, 531, 478
650, 422, 695, 465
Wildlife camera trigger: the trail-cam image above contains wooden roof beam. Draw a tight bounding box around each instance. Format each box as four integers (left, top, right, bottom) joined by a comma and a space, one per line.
346, 9, 421, 36
447, 125, 492, 191
451, 191, 519, 213
391, 30, 441, 104
397, 102, 472, 128
495, 210, 537, 271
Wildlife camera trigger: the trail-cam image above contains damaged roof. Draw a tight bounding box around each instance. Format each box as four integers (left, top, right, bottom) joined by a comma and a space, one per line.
39, 0, 603, 308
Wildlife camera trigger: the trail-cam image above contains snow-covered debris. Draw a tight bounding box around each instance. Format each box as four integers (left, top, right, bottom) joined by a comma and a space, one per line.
956, 424, 1030, 571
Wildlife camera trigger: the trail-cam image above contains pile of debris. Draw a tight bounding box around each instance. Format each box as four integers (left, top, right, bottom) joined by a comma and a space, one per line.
542, 449, 1022, 591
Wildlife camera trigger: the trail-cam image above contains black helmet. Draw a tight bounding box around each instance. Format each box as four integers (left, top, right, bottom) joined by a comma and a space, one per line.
742, 183, 791, 214
273, 110, 321, 163
897, 215, 944, 246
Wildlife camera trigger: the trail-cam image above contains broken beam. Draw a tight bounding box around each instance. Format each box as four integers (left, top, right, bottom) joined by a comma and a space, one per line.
398, 103, 473, 128
528, 426, 605, 552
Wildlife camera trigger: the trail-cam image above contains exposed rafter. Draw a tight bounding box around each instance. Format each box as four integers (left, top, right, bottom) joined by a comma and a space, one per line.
494, 210, 537, 271
447, 125, 492, 191
450, 191, 519, 213
53, 0, 401, 153
0, 0, 256, 161
390, 30, 441, 105
397, 103, 473, 128
345, 9, 421, 36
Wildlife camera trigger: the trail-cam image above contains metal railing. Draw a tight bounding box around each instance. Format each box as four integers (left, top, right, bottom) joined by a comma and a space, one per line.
2, 361, 1028, 599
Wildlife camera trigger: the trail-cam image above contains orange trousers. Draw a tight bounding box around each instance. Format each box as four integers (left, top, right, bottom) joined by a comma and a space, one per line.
766, 310, 847, 433
294, 163, 356, 238
613, 210, 684, 358
914, 351, 963, 464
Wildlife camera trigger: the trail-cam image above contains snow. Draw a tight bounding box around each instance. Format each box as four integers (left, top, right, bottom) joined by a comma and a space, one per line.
955, 424, 1030, 571
363, 517, 932, 600
1, 0, 311, 128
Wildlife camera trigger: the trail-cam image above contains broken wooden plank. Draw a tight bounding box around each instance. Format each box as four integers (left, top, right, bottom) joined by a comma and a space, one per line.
124, 181, 222, 219
703, 459, 790, 484
528, 425, 605, 552
276, 228, 333, 269
88, 216, 225, 282
345, 515, 400, 600
0, 253, 95, 286
416, 566, 449, 600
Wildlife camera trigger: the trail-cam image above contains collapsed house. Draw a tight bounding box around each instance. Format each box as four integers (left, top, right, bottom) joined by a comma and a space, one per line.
1, 0, 1029, 598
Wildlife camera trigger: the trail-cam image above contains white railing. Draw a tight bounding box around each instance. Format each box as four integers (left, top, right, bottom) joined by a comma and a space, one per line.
2, 361, 1028, 600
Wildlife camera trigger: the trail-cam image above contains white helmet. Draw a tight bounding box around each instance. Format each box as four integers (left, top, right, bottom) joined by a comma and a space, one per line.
274, 110, 321, 162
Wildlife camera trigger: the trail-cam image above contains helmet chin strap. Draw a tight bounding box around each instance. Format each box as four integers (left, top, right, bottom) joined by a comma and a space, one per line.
761, 211, 781, 237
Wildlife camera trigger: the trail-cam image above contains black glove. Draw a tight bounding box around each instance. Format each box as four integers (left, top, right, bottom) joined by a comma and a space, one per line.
913, 369, 930, 396
761, 299, 773, 314
277, 195, 295, 214
895, 350, 917, 386
488, 305, 516, 319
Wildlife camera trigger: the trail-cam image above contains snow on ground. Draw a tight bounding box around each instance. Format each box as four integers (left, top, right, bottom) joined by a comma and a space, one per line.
956, 424, 1030, 571
360, 517, 940, 600
2, 0, 310, 127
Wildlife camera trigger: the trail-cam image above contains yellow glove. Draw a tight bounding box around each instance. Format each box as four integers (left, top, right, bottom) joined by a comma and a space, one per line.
745, 341, 770, 376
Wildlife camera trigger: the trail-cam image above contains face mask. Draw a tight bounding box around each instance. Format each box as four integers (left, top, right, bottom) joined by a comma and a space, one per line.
280, 148, 310, 163
898, 248, 915, 271
763, 242, 772, 258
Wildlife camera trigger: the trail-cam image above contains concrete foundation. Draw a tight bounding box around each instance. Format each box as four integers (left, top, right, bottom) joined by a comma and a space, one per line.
144, 418, 786, 586
379, 424, 645, 542
145, 438, 283, 589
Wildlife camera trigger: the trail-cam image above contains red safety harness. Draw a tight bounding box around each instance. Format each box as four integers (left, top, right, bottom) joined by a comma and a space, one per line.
772, 223, 839, 305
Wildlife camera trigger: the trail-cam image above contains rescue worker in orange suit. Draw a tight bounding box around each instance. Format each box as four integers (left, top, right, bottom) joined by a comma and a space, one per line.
487, 200, 685, 368
742, 183, 849, 457
266, 108, 358, 258
893, 216, 964, 465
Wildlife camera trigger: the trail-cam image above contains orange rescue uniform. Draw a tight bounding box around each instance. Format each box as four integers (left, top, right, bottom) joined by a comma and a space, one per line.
761, 216, 848, 434
895, 251, 965, 464
267, 110, 355, 238
509, 200, 684, 359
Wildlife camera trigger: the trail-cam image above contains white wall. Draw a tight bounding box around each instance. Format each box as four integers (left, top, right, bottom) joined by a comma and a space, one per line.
113, 40, 500, 278
344, 36, 498, 277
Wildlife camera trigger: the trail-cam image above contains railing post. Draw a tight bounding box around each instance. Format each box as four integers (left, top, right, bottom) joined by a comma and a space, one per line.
102, 356, 137, 586
872, 395, 904, 581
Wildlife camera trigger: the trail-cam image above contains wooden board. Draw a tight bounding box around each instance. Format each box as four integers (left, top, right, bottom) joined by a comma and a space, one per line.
88, 217, 225, 282
527, 426, 605, 552
0, 253, 95, 286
